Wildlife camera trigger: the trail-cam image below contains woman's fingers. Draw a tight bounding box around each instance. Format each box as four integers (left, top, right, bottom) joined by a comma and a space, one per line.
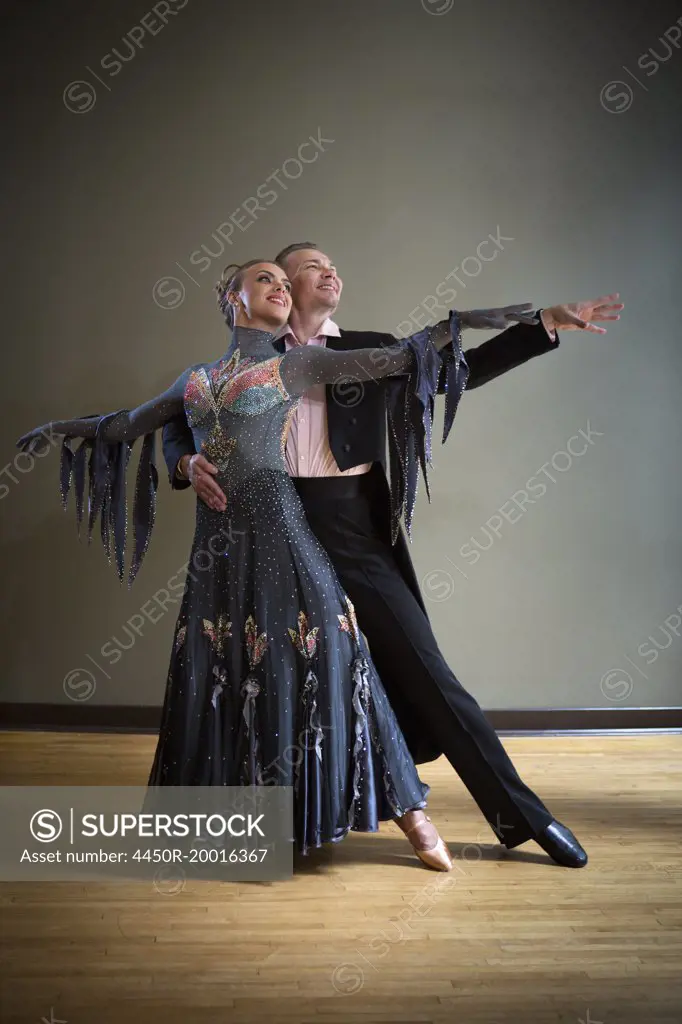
17, 430, 50, 454
504, 302, 535, 314
507, 312, 539, 325
501, 303, 537, 325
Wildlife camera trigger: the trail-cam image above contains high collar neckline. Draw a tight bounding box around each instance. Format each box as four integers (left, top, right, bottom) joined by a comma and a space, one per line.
230, 324, 278, 361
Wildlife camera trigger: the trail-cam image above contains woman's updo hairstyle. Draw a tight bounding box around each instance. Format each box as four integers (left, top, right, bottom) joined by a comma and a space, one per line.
215, 259, 270, 329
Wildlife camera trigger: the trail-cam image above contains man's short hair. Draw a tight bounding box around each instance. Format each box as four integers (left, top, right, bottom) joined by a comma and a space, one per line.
274, 242, 320, 268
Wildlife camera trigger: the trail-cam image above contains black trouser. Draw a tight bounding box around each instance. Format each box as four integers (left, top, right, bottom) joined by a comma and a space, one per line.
292, 467, 553, 848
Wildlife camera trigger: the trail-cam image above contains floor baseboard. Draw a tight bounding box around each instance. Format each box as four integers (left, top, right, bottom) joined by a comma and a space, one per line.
1, 703, 681, 734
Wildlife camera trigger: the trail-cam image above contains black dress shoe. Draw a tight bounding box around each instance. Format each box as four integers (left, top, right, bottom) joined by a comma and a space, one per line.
534, 820, 588, 867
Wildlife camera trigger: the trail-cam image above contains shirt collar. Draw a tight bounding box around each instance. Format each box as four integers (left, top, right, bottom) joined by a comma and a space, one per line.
274, 317, 341, 342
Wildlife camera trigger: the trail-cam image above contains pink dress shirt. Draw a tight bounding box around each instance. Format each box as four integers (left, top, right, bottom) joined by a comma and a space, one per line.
275, 318, 372, 478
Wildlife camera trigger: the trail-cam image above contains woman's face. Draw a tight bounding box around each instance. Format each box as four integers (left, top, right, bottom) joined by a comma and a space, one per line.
231, 262, 292, 328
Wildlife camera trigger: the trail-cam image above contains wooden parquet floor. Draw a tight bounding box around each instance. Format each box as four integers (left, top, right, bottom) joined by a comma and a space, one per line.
0, 731, 680, 1024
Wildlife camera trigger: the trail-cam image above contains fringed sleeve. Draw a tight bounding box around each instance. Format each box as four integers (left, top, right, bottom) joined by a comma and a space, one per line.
278, 316, 467, 545
55, 417, 159, 585
17, 370, 189, 585
384, 310, 470, 544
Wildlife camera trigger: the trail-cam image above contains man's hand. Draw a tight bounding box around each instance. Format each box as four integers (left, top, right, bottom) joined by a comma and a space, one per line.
459, 304, 539, 330
179, 453, 227, 512
541, 294, 623, 336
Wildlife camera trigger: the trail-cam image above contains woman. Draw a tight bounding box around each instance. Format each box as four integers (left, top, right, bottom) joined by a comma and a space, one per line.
17, 259, 464, 870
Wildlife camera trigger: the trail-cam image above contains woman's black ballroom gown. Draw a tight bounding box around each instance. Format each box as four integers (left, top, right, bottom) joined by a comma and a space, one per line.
16, 320, 469, 853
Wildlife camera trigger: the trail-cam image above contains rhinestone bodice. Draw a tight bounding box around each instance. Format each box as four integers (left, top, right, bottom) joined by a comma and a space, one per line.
184, 348, 296, 493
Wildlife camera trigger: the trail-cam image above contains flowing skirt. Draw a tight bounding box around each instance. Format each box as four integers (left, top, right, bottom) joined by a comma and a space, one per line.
148, 468, 428, 852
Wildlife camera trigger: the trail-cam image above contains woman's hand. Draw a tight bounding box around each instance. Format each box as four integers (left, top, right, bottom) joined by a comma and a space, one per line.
460, 304, 538, 330
16, 424, 56, 455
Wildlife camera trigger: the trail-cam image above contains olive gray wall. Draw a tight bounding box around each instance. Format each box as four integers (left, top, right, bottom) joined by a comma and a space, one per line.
1, 0, 681, 711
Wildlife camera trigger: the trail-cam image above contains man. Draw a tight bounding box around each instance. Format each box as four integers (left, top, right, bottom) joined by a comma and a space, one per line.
162, 242, 622, 868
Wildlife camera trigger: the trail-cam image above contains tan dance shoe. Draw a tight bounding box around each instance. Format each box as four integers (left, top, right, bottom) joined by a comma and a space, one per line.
395, 811, 454, 872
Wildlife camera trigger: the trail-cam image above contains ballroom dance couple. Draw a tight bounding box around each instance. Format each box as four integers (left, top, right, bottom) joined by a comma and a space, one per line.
18, 240, 622, 872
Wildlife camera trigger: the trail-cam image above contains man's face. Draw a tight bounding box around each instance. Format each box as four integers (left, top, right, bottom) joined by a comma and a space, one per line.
282, 249, 343, 317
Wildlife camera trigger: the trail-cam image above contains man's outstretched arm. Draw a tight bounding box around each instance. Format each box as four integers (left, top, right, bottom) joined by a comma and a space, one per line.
382, 302, 554, 391
454, 295, 623, 390
462, 308, 558, 390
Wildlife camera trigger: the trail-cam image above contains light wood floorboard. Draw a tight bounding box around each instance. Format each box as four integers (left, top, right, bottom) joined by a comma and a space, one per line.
0, 732, 680, 1023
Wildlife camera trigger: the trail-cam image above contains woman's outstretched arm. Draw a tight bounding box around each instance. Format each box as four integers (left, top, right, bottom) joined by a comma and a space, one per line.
15, 367, 197, 585
278, 322, 454, 398
17, 370, 191, 452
